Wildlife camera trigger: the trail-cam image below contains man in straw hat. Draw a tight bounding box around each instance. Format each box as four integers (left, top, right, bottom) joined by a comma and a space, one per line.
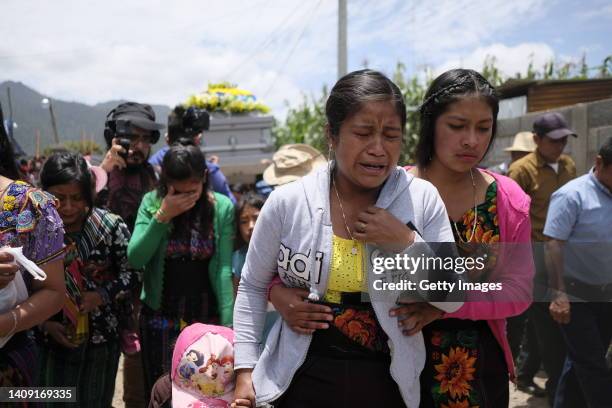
263, 144, 327, 186
488, 131, 536, 175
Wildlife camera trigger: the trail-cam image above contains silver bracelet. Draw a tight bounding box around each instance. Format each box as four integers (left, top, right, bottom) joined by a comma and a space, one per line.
4, 309, 18, 338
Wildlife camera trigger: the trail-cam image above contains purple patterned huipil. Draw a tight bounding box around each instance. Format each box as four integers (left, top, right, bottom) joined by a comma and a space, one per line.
0, 180, 65, 387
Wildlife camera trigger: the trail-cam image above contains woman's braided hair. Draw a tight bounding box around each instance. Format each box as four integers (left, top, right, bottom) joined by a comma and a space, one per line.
415, 69, 499, 167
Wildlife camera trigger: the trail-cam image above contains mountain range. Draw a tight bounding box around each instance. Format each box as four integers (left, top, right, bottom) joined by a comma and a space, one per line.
0, 81, 171, 156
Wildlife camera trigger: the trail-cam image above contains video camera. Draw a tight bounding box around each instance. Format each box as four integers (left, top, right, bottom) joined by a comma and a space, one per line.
103, 102, 163, 148
181, 107, 210, 136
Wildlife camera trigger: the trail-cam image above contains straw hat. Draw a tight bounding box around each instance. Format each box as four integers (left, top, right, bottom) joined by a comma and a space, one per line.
504, 131, 536, 153
263, 144, 327, 186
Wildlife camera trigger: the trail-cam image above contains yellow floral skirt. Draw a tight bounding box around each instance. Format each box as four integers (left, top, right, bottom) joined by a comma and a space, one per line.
420, 319, 508, 408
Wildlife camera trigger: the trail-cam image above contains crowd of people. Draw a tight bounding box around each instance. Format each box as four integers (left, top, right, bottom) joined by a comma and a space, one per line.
0, 67, 610, 408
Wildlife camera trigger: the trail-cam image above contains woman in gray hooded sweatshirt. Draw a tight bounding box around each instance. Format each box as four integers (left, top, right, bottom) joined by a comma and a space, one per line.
232, 69, 461, 408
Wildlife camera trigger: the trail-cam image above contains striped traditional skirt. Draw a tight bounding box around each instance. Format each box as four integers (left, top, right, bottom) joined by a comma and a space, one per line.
37, 339, 120, 407
0, 332, 38, 408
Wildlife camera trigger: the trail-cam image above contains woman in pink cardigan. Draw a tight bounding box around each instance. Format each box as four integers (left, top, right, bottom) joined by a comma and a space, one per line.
397, 69, 534, 407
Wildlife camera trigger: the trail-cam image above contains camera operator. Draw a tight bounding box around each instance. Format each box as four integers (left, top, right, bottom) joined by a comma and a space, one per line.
99, 102, 165, 231
148, 105, 236, 204
99, 102, 163, 408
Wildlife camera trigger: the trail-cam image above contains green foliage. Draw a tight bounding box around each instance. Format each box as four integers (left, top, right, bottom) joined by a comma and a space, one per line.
508, 53, 612, 82
392, 62, 432, 165
272, 87, 329, 154
66, 140, 103, 155
482, 55, 504, 86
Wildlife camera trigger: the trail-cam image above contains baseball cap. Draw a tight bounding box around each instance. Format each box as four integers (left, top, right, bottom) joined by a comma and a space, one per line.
110, 102, 165, 131
533, 112, 577, 140
263, 144, 327, 186
171, 323, 235, 408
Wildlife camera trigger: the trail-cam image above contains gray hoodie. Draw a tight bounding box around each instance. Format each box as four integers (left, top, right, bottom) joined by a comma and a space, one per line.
233, 165, 462, 407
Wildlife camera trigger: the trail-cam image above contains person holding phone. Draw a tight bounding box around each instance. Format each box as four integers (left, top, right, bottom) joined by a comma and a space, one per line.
98, 101, 165, 407
127, 141, 235, 402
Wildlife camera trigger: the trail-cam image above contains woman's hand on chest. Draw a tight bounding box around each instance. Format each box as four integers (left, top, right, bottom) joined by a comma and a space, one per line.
353, 206, 415, 252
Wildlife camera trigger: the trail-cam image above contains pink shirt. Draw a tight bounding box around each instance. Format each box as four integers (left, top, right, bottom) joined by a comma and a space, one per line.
442, 169, 534, 379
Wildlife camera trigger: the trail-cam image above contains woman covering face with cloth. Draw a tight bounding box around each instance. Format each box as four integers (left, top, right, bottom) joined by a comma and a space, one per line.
232, 69, 461, 408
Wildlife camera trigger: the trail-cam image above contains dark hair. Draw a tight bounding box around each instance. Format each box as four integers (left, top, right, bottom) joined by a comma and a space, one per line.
0, 104, 20, 180
326, 69, 406, 138
235, 192, 265, 250
40, 152, 95, 213
231, 182, 250, 195
599, 136, 612, 167
158, 141, 213, 236
416, 69, 499, 167
186, 349, 205, 366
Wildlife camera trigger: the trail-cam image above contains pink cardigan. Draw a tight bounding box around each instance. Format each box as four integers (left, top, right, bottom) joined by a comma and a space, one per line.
442, 169, 534, 379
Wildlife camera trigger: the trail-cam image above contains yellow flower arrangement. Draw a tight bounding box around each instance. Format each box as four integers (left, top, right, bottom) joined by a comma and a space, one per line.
185, 83, 270, 115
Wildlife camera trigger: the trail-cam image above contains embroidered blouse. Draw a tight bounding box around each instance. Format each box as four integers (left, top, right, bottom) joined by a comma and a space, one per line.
0, 180, 65, 360
59, 208, 142, 344
0, 180, 65, 281
324, 235, 366, 303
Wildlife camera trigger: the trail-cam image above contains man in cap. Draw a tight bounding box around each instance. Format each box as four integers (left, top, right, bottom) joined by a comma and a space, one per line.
100, 101, 164, 230
488, 131, 536, 175
148, 105, 236, 204
99, 101, 164, 408
544, 137, 612, 408
508, 111, 580, 405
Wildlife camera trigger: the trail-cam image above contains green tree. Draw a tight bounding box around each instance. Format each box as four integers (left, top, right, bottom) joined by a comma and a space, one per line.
272, 87, 328, 154
392, 62, 430, 164
482, 55, 504, 86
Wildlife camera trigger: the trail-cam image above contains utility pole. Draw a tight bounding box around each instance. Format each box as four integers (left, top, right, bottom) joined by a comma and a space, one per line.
338, 0, 347, 79
35, 129, 41, 159
41, 98, 60, 144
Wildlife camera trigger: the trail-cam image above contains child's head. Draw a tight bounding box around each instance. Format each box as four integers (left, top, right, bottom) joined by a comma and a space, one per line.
235, 193, 265, 249
172, 324, 235, 406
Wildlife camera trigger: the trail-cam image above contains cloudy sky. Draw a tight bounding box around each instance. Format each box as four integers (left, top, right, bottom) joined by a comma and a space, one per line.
1, 0, 611, 118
